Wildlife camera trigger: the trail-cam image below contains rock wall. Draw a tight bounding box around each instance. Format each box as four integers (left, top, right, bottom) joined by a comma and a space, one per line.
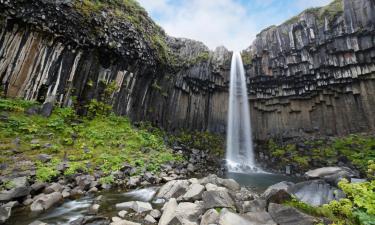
1, 0, 375, 141
246, 0, 375, 140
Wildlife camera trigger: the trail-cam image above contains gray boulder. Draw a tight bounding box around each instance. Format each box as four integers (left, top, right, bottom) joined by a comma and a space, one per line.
268, 203, 318, 225
175, 202, 204, 223
305, 167, 357, 185
182, 183, 205, 201
241, 199, 267, 213
30, 192, 63, 212
202, 190, 235, 209
159, 198, 178, 225
261, 181, 294, 200
244, 211, 276, 225
44, 183, 63, 194
116, 201, 153, 213
0, 201, 18, 223
157, 180, 189, 199
218, 208, 252, 225
200, 209, 219, 225
145, 214, 157, 223
0, 177, 30, 201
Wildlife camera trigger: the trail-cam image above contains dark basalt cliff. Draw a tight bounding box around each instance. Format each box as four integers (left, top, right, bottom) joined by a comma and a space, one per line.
0, 0, 375, 141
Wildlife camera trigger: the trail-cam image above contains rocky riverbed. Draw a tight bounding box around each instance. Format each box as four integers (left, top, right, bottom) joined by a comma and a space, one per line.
0, 166, 365, 225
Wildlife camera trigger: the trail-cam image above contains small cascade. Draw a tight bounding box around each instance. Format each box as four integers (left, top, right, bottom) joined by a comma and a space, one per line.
226, 52, 258, 173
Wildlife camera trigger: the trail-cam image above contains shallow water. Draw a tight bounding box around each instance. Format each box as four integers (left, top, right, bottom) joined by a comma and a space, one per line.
227, 172, 303, 192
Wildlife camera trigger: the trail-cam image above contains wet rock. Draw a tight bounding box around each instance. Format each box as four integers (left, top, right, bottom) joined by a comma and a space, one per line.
182, 183, 205, 201
30, 192, 63, 212
288, 180, 344, 206
44, 183, 63, 194
202, 190, 235, 209
88, 204, 100, 215
70, 216, 110, 225
0, 201, 18, 223
268, 203, 318, 225
0, 177, 30, 201
115, 201, 153, 213
127, 176, 141, 188
118, 210, 128, 218
156, 180, 189, 199
200, 209, 219, 225
159, 198, 178, 225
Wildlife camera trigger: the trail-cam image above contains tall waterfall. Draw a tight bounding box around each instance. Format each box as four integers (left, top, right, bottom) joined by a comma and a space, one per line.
226, 52, 256, 172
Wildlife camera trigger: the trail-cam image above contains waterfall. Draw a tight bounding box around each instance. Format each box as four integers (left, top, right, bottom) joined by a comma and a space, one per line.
226, 52, 256, 172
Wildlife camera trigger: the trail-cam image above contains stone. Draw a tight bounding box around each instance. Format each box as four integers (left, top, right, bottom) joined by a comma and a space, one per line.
156, 180, 189, 199
70, 216, 110, 225
187, 163, 195, 173
217, 178, 240, 191
268, 203, 318, 225
261, 181, 294, 199
30, 192, 63, 212
0, 201, 18, 223
128, 176, 141, 188
110, 220, 141, 225
37, 154, 52, 163
145, 214, 157, 223
44, 183, 63, 194
202, 190, 235, 209
88, 204, 100, 215
149, 209, 161, 219
182, 183, 205, 201
288, 180, 343, 206
0, 177, 30, 201
241, 199, 267, 213
266, 189, 292, 204
175, 202, 204, 223
245, 211, 276, 225
40, 102, 53, 117
305, 167, 357, 185
200, 209, 219, 225
75, 175, 95, 191
28, 220, 48, 225
158, 198, 178, 225
218, 208, 252, 225
118, 210, 128, 218
115, 201, 153, 213
31, 182, 46, 194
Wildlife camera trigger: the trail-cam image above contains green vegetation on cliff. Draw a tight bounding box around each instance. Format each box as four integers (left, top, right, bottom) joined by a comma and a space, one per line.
0, 98, 183, 183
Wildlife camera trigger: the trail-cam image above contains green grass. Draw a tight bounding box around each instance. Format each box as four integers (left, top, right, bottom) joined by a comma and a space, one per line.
0, 98, 184, 182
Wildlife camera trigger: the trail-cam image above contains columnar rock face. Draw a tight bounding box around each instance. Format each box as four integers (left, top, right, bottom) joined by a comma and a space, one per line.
1, 0, 375, 140
245, 0, 375, 139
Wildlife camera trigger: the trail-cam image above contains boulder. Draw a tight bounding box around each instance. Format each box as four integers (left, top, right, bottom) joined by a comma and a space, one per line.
199, 175, 240, 191
202, 190, 235, 209
305, 167, 357, 185
70, 216, 110, 225
0, 201, 18, 223
218, 208, 252, 225
175, 202, 204, 223
149, 209, 161, 219
261, 181, 294, 200
88, 204, 100, 215
158, 198, 178, 225
0, 177, 30, 201
288, 180, 343, 206
145, 214, 157, 223
266, 189, 292, 204
182, 183, 205, 201
156, 180, 189, 199
268, 203, 318, 225
116, 201, 153, 213
75, 175, 95, 191
40, 102, 53, 117
29, 220, 48, 225
30, 192, 63, 212
241, 199, 267, 213
244, 211, 276, 225
200, 209, 219, 225
118, 210, 128, 218
37, 154, 52, 163
44, 183, 63, 194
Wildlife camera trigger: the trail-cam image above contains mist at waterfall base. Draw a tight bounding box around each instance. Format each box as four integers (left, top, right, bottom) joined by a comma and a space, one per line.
226, 52, 258, 173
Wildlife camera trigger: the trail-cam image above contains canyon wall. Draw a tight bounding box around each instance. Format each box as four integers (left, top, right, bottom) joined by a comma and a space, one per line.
1, 0, 375, 141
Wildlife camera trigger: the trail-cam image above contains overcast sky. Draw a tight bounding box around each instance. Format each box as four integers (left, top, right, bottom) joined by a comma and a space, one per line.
137, 0, 332, 51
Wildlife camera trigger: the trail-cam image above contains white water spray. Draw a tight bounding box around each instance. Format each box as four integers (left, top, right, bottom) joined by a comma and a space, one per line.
226, 52, 256, 172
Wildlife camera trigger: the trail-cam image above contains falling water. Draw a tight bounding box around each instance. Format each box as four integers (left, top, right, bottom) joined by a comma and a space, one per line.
226, 52, 256, 172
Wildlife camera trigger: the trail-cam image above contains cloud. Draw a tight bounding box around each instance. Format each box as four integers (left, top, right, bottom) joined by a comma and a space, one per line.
138, 0, 334, 51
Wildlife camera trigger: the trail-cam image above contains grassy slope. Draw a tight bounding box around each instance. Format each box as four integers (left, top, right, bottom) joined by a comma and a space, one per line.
0, 98, 183, 183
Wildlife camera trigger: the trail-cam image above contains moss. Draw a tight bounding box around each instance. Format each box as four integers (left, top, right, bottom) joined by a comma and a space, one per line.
241, 51, 253, 66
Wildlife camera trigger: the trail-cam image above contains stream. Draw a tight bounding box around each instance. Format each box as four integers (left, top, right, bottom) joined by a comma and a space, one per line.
5, 173, 301, 225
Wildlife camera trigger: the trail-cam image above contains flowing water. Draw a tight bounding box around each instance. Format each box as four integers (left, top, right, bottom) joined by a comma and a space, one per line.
226, 52, 256, 172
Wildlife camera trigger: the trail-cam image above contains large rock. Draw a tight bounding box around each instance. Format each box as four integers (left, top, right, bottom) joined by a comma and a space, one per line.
288, 180, 344, 206
182, 184, 205, 201
30, 192, 63, 212
218, 209, 252, 225
202, 190, 235, 209
0, 177, 30, 201
175, 202, 204, 223
241, 199, 267, 213
261, 181, 294, 200
110, 220, 141, 225
199, 175, 240, 191
244, 211, 276, 225
158, 198, 178, 225
116, 201, 153, 213
268, 203, 318, 225
305, 167, 357, 185
0, 201, 18, 223
200, 209, 219, 225
157, 180, 189, 199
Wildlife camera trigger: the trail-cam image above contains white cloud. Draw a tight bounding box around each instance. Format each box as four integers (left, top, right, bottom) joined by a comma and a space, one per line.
138, 0, 333, 51
139, 0, 257, 51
